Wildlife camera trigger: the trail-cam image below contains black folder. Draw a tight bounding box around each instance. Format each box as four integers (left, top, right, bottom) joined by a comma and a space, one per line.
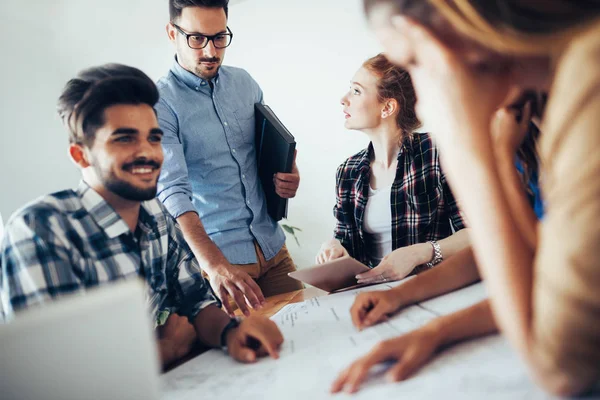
254, 103, 296, 221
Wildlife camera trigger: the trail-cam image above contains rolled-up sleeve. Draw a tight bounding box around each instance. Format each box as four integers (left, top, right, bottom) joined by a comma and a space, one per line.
333, 164, 362, 259
440, 171, 466, 231
155, 99, 197, 219
165, 219, 220, 323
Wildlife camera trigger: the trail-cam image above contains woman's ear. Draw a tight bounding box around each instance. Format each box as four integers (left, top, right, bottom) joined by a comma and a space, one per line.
69, 143, 90, 169
382, 99, 398, 118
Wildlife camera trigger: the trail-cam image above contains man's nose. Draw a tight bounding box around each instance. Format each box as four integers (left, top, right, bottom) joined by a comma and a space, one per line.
135, 139, 157, 160
202, 40, 217, 58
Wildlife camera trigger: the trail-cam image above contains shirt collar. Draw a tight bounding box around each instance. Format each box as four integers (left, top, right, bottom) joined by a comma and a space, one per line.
363, 135, 412, 169
170, 56, 220, 93
77, 181, 157, 239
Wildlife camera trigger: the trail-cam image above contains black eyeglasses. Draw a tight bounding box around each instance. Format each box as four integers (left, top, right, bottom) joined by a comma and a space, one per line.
171, 23, 233, 49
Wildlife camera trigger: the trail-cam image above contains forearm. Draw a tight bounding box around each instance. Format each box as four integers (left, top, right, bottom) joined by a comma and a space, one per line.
436, 228, 471, 261
405, 228, 471, 270
177, 212, 230, 273
429, 299, 498, 348
192, 304, 232, 348
443, 142, 534, 356
393, 246, 480, 307
495, 151, 538, 251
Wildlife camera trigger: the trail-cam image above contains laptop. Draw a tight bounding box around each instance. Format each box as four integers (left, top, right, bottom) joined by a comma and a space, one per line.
0, 279, 161, 400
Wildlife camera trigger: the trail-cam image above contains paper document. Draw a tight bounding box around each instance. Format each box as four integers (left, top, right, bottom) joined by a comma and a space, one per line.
161, 282, 561, 400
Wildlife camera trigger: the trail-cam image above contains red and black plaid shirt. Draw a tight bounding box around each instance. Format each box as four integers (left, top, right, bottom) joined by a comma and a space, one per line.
333, 132, 466, 271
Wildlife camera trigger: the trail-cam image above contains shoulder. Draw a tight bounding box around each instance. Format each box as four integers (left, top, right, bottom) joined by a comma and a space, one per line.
155, 75, 179, 120
409, 132, 440, 163
141, 198, 184, 236
410, 132, 437, 152
335, 149, 368, 184
156, 71, 187, 103
4, 190, 80, 240
221, 65, 254, 80
141, 198, 174, 226
221, 65, 261, 90
542, 23, 600, 157
337, 148, 369, 174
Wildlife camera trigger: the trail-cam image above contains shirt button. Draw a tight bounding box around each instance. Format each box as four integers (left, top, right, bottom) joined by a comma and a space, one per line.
224, 122, 228, 126
250, 225, 253, 230
201, 81, 206, 86
242, 174, 246, 179
232, 149, 236, 153
195, 87, 199, 91
247, 200, 251, 205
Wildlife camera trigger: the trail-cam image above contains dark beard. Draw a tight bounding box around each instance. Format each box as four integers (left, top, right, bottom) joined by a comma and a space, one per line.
94, 164, 158, 202
195, 57, 221, 80
104, 176, 157, 201
195, 65, 220, 80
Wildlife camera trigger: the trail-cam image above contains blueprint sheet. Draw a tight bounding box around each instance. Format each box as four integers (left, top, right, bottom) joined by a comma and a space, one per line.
161, 282, 578, 400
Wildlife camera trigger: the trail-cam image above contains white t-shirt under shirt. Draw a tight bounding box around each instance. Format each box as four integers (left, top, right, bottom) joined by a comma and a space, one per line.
362, 184, 393, 265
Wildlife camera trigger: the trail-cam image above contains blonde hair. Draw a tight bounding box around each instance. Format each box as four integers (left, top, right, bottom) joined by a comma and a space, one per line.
432, 1, 600, 54
364, 0, 600, 55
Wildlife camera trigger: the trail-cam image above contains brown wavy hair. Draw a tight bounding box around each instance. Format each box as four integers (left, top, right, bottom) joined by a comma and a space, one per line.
363, 53, 422, 138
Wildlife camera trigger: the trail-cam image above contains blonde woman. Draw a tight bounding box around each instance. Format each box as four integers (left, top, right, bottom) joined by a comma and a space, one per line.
333, 0, 600, 396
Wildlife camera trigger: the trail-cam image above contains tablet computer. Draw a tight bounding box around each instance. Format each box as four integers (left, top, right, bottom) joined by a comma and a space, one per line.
288, 256, 371, 293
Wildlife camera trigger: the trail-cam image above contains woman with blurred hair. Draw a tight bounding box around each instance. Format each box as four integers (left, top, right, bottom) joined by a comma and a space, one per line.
315, 54, 469, 284
336, 0, 600, 396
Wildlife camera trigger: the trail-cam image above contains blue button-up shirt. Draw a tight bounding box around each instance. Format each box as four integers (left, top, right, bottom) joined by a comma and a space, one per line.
155, 59, 284, 265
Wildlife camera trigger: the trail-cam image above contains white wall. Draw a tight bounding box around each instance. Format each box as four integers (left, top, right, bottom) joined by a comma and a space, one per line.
0, 0, 381, 268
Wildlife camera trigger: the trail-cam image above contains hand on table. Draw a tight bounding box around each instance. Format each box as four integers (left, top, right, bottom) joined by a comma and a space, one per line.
331, 325, 441, 394
225, 315, 284, 363
350, 289, 405, 330
206, 265, 266, 317
355, 243, 429, 284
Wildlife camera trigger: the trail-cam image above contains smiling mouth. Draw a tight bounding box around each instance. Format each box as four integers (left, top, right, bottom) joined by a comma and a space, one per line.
124, 166, 159, 180
130, 167, 155, 174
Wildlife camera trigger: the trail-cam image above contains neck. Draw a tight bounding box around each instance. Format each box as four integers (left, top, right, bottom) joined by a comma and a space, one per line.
363, 122, 403, 168
84, 177, 141, 233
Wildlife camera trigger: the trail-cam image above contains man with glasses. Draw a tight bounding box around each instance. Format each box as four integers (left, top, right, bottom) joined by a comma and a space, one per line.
156, 0, 303, 325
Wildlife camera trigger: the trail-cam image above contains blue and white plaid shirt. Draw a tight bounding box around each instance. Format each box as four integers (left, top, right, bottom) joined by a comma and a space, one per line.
0, 182, 219, 326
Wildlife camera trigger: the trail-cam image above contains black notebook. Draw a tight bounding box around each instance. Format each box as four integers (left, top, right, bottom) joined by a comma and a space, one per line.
254, 103, 296, 222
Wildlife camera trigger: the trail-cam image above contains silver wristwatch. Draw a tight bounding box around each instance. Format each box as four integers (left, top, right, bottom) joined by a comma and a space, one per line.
426, 240, 443, 268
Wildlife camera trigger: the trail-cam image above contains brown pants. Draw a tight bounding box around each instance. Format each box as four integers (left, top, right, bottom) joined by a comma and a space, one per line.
204, 242, 303, 311
234, 242, 303, 298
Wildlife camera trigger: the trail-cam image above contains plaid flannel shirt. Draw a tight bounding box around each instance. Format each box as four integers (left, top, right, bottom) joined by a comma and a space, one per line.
0, 182, 219, 325
334, 132, 466, 271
